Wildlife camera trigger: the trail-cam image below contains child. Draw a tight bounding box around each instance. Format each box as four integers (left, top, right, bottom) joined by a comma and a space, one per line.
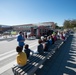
16, 46, 27, 67
37, 39, 44, 54
24, 44, 34, 59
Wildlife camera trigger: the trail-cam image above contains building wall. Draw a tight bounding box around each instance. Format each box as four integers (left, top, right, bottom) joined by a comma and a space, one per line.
12, 22, 55, 37
0, 26, 13, 33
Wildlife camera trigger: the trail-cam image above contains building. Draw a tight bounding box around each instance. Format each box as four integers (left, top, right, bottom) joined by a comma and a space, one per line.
12, 22, 55, 38
0, 25, 13, 33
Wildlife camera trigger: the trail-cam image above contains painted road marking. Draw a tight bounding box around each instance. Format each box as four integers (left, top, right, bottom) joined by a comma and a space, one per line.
0, 60, 16, 74
0, 42, 38, 61
0, 42, 38, 57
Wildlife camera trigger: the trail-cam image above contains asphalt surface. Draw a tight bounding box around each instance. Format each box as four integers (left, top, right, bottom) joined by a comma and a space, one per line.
0, 33, 76, 75
0, 39, 38, 75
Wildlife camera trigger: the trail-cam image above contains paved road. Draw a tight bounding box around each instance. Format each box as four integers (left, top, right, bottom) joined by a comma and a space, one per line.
35, 33, 76, 75
0, 33, 76, 75
0, 39, 38, 75
0, 38, 38, 54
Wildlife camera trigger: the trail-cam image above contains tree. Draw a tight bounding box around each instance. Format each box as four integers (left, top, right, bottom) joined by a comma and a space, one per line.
63, 19, 76, 29
71, 19, 76, 27
55, 23, 60, 29
63, 20, 71, 28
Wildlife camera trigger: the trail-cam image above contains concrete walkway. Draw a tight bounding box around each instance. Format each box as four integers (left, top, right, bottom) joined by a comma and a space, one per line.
35, 34, 76, 75
1, 33, 76, 75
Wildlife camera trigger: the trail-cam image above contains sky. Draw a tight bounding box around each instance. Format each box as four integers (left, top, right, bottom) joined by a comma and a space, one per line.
0, 0, 76, 26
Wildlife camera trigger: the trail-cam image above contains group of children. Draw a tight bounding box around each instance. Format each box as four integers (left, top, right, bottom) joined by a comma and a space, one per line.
37, 31, 67, 55
37, 35, 55, 55
16, 44, 33, 67
16, 31, 67, 67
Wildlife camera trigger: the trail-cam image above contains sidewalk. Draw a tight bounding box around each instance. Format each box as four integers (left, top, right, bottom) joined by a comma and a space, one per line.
35, 34, 76, 75
0, 35, 17, 41
1, 34, 76, 75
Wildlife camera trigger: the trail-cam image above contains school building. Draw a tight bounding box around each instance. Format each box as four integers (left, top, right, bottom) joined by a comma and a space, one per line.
12, 22, 56, 38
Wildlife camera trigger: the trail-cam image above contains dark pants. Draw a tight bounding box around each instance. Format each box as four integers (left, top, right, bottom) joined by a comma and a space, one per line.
20, 46, 23, 50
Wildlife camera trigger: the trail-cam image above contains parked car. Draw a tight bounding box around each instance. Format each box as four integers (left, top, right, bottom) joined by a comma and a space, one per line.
27, 36, 36, 40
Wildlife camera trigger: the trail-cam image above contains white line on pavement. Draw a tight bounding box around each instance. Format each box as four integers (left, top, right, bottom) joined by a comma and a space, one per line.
0, 42, 38, 57
0, 52, 17, 61
0, 44, 37, 74
0, 40, 38, 74
0, 60, 16, 74
0, 43, 38, 61
0, 50, 15, 57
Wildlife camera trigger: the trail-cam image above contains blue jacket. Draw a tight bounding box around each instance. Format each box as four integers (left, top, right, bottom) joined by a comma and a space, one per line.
17, 35, 25, 46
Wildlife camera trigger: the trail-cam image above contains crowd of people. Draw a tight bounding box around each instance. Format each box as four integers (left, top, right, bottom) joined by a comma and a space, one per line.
37, 31, 68, 54
15, 30, 69, 67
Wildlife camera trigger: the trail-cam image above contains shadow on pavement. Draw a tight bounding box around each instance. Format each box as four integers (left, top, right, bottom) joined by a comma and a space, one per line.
0, 37, 16, 42
35, 35, 76, 75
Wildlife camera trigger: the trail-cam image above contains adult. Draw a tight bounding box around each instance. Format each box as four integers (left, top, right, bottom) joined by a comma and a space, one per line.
17, 31, 25, 50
